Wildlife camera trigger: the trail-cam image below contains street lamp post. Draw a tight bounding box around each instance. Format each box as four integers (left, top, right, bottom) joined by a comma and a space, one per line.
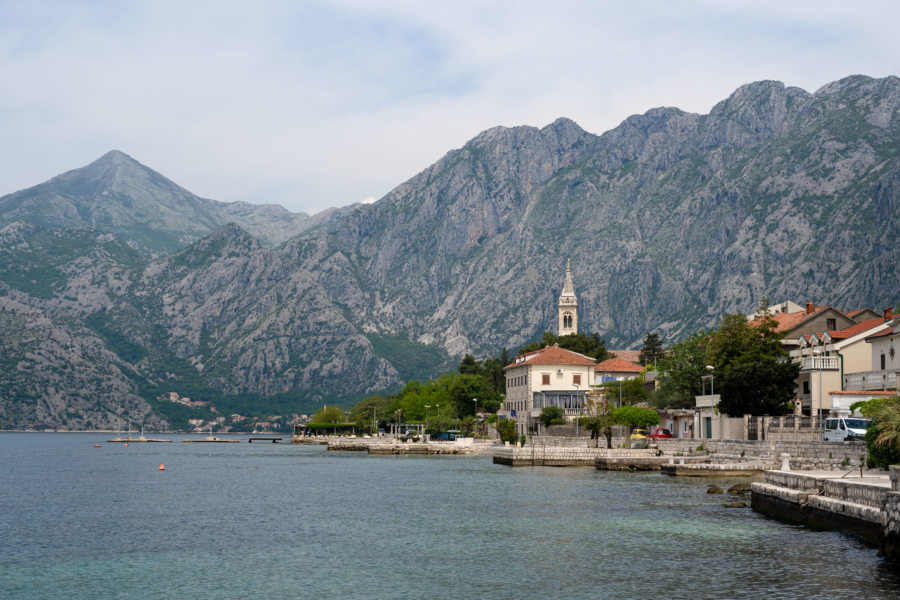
706, 365, 714, 396
424, 405, 430, 440
573, 384, 580, 438
813, 348, 822, 435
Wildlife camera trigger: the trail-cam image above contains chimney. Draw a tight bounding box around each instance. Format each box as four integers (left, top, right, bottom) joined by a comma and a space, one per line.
806, 302, 814, 314
886, 307, 893, 320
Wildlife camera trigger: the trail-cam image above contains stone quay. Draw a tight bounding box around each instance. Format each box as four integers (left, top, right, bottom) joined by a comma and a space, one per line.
751, 464, 900, 560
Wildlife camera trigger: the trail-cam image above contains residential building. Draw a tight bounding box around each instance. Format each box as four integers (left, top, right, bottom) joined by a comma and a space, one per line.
503, 344, 597, 436
791, 308, 894, 416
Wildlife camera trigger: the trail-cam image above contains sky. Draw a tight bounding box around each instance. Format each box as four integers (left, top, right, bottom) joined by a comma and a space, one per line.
1, 1, 898, 214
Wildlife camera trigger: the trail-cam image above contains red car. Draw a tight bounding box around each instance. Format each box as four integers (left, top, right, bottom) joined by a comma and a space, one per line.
648, 428, 672, 439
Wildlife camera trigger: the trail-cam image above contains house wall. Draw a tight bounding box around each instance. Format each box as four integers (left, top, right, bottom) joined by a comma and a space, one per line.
842, 338, 875, 374
870, 333, 899, 372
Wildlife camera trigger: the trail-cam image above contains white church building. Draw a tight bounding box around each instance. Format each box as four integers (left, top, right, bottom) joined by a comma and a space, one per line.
501, 261, 598, 435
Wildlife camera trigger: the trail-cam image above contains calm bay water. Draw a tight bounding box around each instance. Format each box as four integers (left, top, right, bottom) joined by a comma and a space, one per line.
1, 433, 898, 599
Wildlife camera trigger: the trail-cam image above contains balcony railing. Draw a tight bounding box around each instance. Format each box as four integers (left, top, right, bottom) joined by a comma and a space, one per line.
695, 394, 720, 408
843, 370, 899, 391
798, 356, 840, 372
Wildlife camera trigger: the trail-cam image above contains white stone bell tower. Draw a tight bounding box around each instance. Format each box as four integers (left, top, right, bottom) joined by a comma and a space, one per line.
558, 259, 578, 336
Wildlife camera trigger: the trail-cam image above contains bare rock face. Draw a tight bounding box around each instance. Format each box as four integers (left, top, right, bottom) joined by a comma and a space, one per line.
1, 75, 900, 429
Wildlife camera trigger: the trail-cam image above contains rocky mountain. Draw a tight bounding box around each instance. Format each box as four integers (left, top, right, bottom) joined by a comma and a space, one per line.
1, 74, 898, 430
0, 150, 329, 256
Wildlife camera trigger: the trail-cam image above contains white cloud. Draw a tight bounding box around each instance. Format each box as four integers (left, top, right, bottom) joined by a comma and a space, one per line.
0, 0, 898, 213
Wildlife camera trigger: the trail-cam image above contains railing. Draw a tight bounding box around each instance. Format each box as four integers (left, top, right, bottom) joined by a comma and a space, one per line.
695, 394, 720, 408
843, 370, 899, 391
799, 356, 840, 372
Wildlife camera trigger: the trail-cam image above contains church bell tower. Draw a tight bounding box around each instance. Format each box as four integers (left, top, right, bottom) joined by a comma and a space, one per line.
558, 259, 578, 336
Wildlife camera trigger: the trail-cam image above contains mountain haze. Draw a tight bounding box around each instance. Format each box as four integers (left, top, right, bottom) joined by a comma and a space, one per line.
1, 74, 898, 429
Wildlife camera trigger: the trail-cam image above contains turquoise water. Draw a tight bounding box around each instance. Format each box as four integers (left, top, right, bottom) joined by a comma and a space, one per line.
1, 433, 898, 599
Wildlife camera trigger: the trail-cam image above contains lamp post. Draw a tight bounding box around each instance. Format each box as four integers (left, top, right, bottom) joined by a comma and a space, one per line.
573, 383, 580, 438
706, 365, 714, 396
424, 405, 430, 440
813, 348, 822, 434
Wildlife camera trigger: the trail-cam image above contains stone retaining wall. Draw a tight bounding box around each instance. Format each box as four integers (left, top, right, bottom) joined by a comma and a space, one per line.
655, 439, 867, 470
752, 468, 900, 556
493, 445, 657, 466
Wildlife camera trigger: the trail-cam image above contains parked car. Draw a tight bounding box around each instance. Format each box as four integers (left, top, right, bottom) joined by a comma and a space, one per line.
630, 428, 648, 439
824, 417, 871, 441
648, 428, 672, 439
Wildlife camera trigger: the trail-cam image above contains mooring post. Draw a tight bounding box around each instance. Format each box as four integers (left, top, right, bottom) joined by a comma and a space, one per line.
780, 453, 791, 471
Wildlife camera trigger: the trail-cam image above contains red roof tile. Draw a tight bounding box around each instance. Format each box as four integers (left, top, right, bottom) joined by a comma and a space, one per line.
610, 349, 641, 364
828, 317, 886, 340
504, 344, 597, 369
594, 358, 643, 373
866, 327, 896, 341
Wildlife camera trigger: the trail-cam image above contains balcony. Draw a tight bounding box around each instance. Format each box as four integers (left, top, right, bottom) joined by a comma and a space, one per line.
799, 356, 840, 372
695, 394, 720, 408
843, 370, 899, 391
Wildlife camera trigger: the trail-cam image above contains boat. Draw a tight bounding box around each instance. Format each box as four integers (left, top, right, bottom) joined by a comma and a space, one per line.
108, 425, 171, 443
182, 425, 239, 443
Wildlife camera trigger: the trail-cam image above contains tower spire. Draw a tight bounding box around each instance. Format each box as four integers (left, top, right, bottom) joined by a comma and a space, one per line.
558, 259, 578, 336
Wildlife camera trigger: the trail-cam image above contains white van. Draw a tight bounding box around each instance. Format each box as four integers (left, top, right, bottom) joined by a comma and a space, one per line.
823, 417, 871, 441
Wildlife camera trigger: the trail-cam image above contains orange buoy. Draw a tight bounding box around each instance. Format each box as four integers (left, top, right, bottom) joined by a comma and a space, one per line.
124, 443, 128, 447
158, 464, 165, 471
94, 444, 101, 448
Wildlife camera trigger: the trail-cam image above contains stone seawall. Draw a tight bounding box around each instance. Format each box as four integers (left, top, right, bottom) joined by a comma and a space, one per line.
751, 467, 900, 557
656, 439, 868, 471
493, 445, 657, 466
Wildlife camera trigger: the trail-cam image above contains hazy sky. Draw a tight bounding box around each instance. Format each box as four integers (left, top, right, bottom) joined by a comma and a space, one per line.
1, 1, 898, 214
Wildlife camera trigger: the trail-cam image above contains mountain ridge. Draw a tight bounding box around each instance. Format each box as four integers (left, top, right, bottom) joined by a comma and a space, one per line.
0, 73, 898, 430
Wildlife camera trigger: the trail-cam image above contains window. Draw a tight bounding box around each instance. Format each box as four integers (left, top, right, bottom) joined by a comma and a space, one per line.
542, 374, 550, 385
882, 353, 886, 370
827, 318, 836, 330
573, 374, 581, 386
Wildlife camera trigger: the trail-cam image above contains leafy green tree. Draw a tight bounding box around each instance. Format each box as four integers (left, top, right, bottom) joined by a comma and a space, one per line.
656, 331, 709, 408
855, 396, 900, 469
707, 313, 799, 416
448, 373, 492, 416
639, 332, 665, 367
310, 405, 345, 425
496, 418, 518, 444
612, 405, 660, 441
459, 415, 477, 437
458, 354, 480, 375
601, 376, 647, 406
583, 399, 616, 448
538, 405, 567, 428
348, 394, 395, 433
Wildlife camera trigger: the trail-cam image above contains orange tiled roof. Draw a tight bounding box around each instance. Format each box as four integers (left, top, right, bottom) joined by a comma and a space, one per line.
610, 349, 641, 364
866, 327, 896, 341
594, 357, 643, 373
828, 317, 887, 340
504, 344, 597, 369
749, 306, 829, 332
